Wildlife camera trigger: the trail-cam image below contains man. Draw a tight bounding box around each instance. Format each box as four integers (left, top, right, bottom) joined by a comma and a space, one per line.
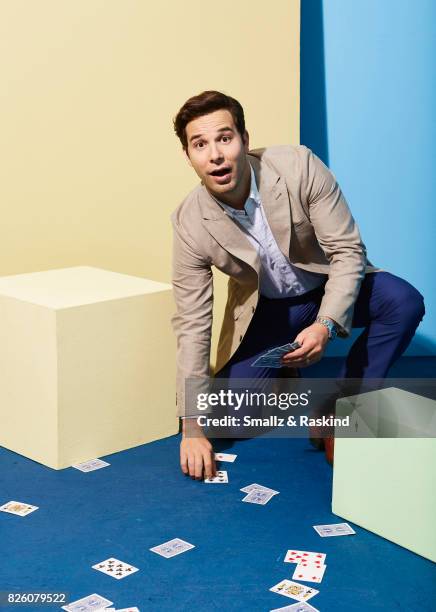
170, 90, 425, 480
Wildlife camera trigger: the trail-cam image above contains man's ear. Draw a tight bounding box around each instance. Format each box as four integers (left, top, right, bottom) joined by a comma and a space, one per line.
243, 130, 250, 152
183, 147, 193, 167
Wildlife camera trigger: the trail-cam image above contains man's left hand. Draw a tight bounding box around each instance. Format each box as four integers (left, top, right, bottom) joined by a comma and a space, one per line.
281, 322, 329, 368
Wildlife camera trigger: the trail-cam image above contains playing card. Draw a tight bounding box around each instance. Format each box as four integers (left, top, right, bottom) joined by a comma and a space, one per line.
284, 550, 326, 565
240, 483, 279, 496
251, 350, 282, 367
62, 593, 113, 611
114, 608, 140, 612
270, 602, 319, 612
150, 537, 195, 558
0, 500, 39, 516
313, 522, 356, 537
267, 342, 301, 356
214, 452, 237, 462
242, 489, 275, 505
251, 342, 301, 367
92, 557, 139, 580
72, 458, 110, 472
292, 562, 326, 583
204, 470, 228, 483
251, 355, 283, 368
270, 579, 319, 602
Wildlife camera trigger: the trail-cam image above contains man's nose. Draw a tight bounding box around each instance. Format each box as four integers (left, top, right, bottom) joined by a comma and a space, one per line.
210, 143, 224, 163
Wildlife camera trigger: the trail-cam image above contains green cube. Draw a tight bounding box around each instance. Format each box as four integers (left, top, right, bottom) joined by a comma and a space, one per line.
332, 387, 436, 562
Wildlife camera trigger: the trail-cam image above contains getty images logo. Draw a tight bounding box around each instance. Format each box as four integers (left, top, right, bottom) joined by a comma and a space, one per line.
196, 389, 311, 411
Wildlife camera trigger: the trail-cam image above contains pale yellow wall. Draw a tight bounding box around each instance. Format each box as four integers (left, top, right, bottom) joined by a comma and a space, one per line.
0, 0, 300, 367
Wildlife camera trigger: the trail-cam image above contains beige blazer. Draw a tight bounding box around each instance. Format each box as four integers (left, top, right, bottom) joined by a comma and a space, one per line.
171, 144, 378, 416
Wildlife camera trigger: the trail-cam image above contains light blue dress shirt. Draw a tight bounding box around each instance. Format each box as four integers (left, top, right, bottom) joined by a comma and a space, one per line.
215, 164, 326, 298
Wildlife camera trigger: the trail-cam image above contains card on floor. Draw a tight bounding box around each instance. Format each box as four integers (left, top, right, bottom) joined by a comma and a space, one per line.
292, 562, 326, 583
214, 452, 237, 462
0, 500, 39, 516
150, 537, 195, 558
270, 602, 319, 612
114, 608, 140, 612
284, 550, 326, 565
204, 470, 228, 483
240, 483, 279, 496
72, 458, 110, 472
313, 522, 356, 537
242, 489, 275, 505
270, 580, 319, 602
62, 593, 113, 611
92, 557, 139, 580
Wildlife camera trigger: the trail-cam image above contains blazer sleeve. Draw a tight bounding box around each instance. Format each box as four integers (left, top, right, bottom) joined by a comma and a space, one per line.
171, 215, 213, 416
301, 147, 367, 336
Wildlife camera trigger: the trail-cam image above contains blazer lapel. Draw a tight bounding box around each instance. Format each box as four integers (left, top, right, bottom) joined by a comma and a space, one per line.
249, 155, 292, 260
201, 202, 260, 273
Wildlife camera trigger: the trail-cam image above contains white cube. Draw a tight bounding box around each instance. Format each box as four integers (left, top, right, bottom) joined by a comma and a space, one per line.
0, 266, 178, 469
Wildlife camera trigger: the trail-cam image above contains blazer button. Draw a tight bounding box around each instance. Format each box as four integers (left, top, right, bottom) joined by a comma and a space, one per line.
239, 335, 243, 342
252, 305, 255, 313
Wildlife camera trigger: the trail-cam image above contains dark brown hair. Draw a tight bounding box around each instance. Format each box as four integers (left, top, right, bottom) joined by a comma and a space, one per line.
173, 90, 246, 151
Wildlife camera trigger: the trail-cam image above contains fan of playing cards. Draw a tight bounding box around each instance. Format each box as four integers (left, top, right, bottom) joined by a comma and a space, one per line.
0, 445, 357, 611
251, 341, 302, 368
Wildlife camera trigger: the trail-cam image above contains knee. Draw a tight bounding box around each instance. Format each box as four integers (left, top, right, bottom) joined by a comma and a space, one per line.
396, 284, 425, 329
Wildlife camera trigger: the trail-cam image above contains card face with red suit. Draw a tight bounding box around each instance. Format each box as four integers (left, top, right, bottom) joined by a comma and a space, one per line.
292, 562, 327, 583
284, 550, 326, 566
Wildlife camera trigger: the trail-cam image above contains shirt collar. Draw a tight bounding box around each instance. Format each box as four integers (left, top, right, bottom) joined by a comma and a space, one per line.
212, 163, 260, 217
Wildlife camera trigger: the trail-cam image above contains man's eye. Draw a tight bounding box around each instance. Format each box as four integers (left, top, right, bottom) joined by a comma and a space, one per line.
221, 136, 231, 142
195, 142, 205, 148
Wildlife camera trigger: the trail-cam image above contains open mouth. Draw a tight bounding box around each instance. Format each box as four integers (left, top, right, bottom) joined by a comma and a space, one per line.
210, 167, 231, 177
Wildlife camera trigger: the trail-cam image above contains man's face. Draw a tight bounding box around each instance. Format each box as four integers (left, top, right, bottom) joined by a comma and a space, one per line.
184, 109, 250, 204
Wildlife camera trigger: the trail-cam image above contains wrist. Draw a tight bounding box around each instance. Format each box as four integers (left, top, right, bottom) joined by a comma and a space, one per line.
312, 322, 329, 341
315, 316, 338, 340
182, 417, 203, 436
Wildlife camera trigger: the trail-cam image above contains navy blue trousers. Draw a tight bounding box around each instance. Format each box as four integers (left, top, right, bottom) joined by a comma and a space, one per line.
215, 271, 425, 381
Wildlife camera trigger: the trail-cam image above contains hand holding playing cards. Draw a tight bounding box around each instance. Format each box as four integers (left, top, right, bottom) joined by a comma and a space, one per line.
281, 322, 329, 368
180, 419, 216, 480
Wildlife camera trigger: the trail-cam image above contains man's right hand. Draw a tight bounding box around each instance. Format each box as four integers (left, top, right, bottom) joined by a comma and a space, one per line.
180, 419, 216, 480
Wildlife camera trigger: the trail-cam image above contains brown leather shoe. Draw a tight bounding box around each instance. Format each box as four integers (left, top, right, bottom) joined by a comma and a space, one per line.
324, 435, 334, 465
308, 413, 334, 464
308, 415, 334, 452
309, 435, 325, 451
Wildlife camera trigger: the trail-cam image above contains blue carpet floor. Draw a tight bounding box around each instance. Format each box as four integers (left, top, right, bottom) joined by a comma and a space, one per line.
1, 438, 435, 611
1, 358, 435, 611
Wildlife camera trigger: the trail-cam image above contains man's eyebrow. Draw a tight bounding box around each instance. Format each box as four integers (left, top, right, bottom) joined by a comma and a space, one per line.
189, 126, 235, 143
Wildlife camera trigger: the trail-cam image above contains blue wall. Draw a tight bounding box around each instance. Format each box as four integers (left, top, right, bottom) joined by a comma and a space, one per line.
301, 0, 436, 356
